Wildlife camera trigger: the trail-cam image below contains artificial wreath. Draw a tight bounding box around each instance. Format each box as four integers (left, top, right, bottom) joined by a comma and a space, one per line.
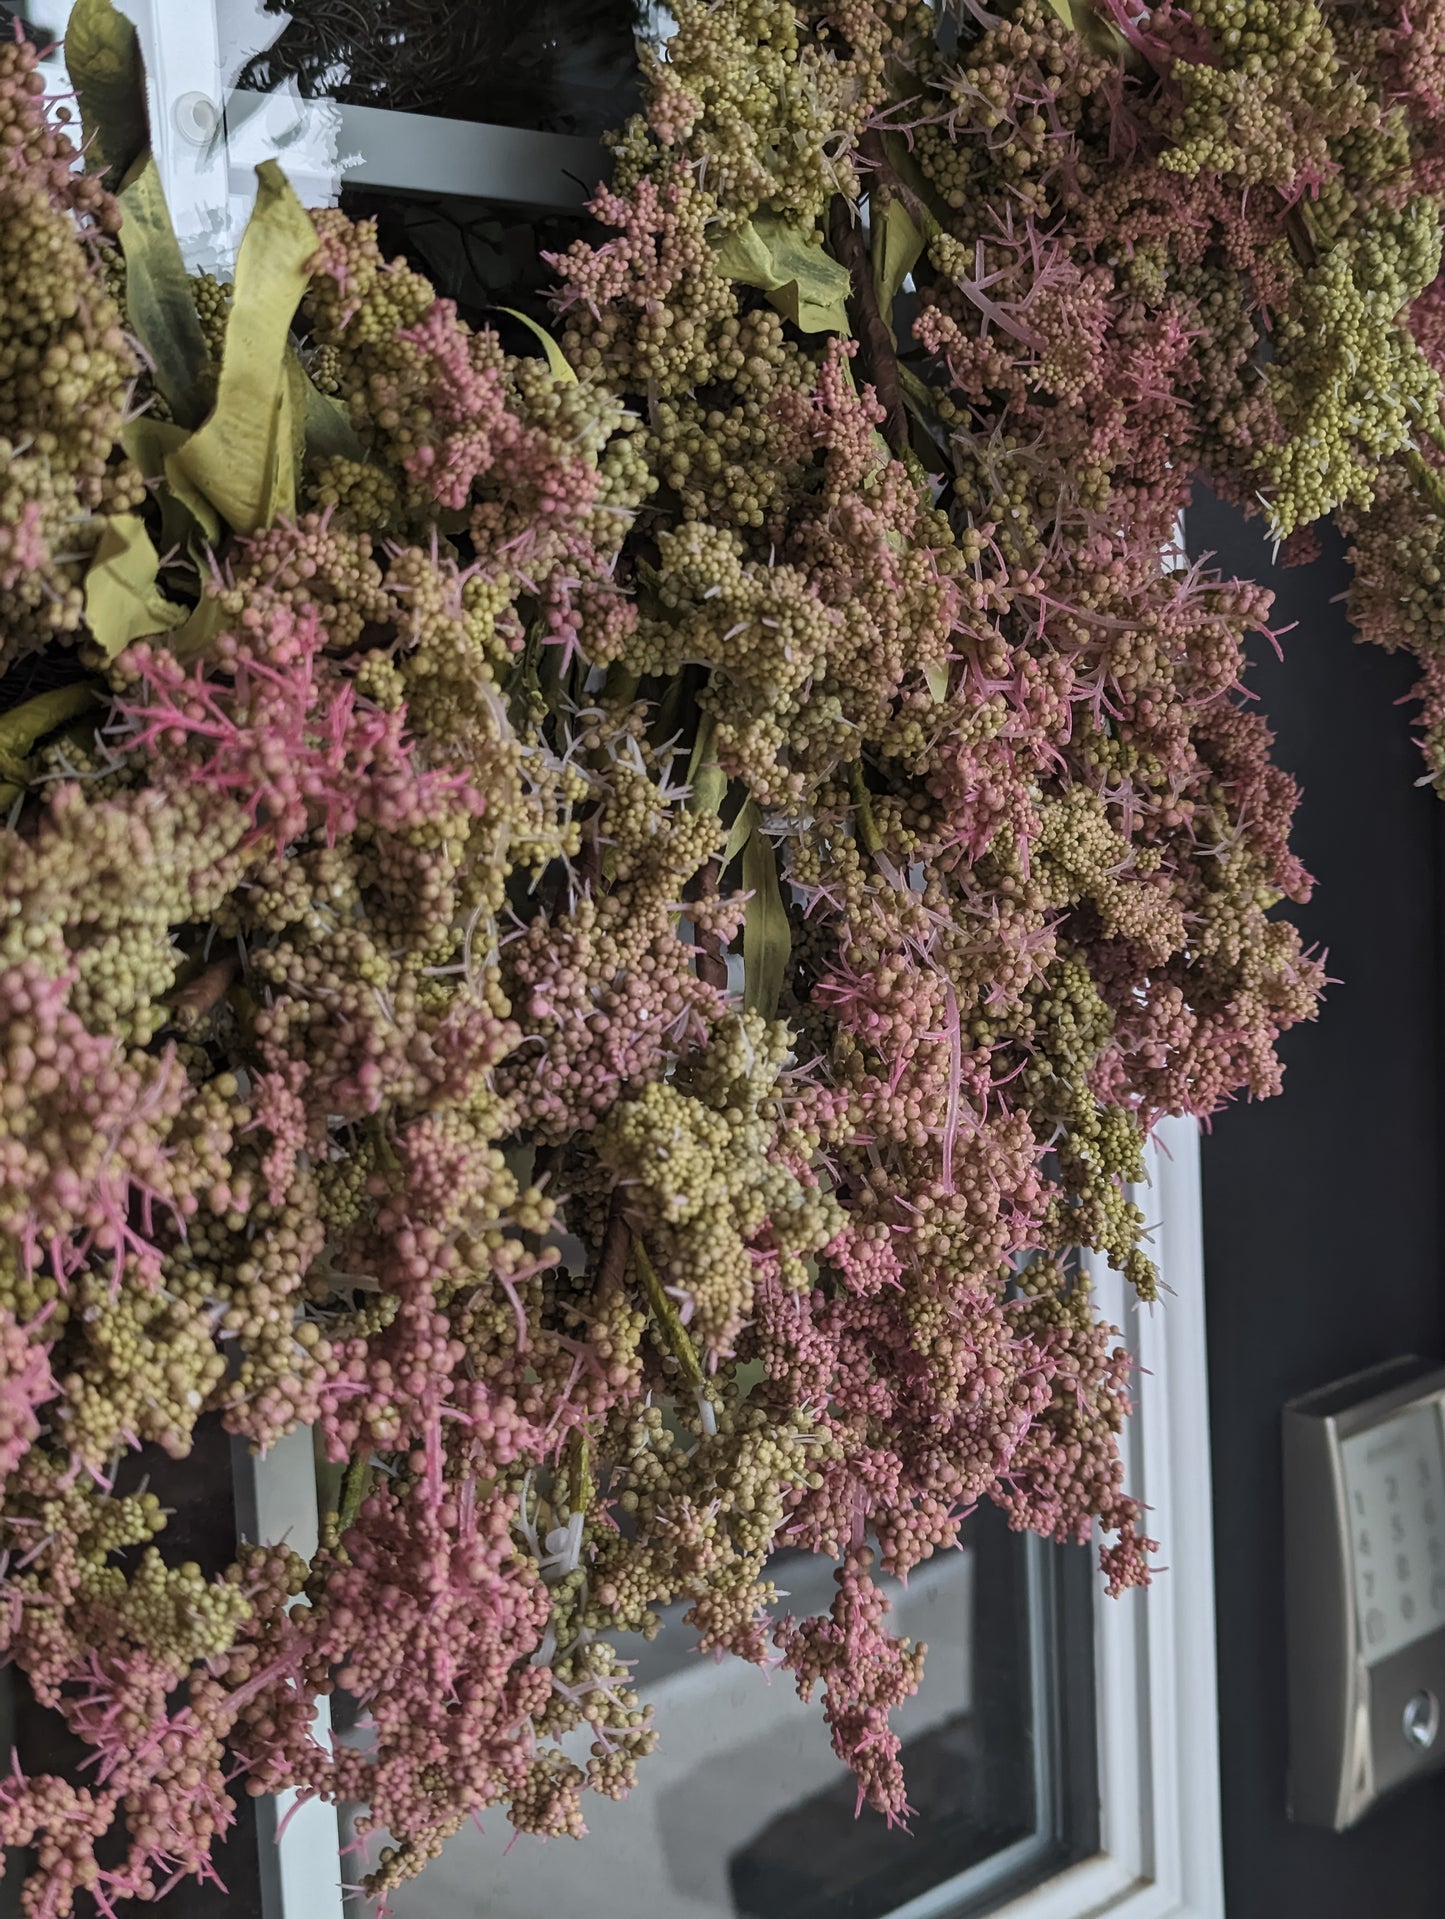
0, 0, 1439, 1905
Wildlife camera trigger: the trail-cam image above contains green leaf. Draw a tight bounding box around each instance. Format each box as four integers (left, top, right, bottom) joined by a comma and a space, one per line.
721, 800, 754, 874
167, 161, 316, 534
714, 213, 853, 334
740, 801, 791, 1021
65, 0, 149, 181
495, 306, 577, 384
301, 367, 365, 463
116, 156, 212, 431
83, 513, 187, 660
685, 709, 727, 817
0, 683, 103, 788
925, 662, 950, 703
872, 195, 924, 331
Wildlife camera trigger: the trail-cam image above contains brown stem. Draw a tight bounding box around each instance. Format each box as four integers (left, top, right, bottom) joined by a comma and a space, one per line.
829, 186, 909, 457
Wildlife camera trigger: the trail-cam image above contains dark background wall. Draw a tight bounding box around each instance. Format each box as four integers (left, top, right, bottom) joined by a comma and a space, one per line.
1188, 491, 1445, 1917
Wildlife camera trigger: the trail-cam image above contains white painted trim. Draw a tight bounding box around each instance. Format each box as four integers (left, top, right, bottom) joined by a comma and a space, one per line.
995, 1115, 1225, 1919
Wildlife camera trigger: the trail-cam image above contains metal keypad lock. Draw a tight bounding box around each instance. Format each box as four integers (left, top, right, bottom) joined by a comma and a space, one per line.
1284, 1357, 1445, 1829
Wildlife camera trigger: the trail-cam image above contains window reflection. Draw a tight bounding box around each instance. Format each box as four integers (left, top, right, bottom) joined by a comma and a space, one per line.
235, 0, 649, 137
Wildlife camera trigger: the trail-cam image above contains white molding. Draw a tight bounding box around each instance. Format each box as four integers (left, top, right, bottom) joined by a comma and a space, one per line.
996, 1115, 1225, 1919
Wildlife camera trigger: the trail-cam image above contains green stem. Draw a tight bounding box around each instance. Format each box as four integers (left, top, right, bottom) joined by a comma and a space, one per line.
848, 758, 884, 857
1406, 446, 1445, 517
633, 1238, 704, 1392
337, 1452, 373, 1536
566, 1430, 594, 1519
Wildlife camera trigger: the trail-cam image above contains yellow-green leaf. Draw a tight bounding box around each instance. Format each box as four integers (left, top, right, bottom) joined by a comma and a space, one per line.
496, 306, 577, 384
167, 162, 316, 534
121, 414, 188, 479
872, 195, 924, 331
117, 155, 212, 430
283, 349, 311, 505
925, 661, 950, 703
714, 213, 853, 335
741, 801, 791, 1021
83, 514, 187, 660
122, 415, 221, 549
65, 0, 149, 180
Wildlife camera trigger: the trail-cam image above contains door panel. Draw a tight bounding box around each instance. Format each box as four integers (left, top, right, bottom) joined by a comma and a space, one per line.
1189, 491, 1445, 1918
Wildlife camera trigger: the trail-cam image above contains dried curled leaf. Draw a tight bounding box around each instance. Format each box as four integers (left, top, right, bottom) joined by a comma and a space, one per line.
878, 134, 952, 243
167, 162, 317, 534
83, 514, 187, 661
64, 0, 149, 181
116, 156, 212, 432
0, 683, 103, 796
714, 213, 853, 334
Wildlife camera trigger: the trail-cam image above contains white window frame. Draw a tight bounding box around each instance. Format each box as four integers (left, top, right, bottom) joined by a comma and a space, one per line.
997, 1115, 1225, 1919
24, 9, 1228, 1914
